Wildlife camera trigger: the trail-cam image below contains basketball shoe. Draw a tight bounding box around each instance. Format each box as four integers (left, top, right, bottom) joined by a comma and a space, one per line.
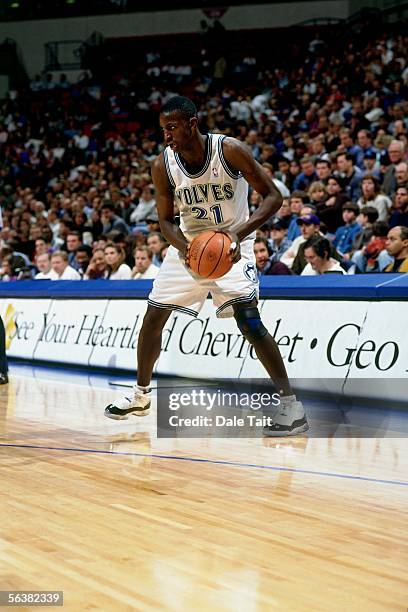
104, 387, 151, 420
263, 395, 309, 437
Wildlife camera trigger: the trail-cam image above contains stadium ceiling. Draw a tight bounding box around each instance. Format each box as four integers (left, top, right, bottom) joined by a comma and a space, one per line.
0, 0, 338, 22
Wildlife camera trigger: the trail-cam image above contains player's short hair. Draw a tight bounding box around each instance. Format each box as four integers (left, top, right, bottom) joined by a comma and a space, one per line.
161, 96, 197, 120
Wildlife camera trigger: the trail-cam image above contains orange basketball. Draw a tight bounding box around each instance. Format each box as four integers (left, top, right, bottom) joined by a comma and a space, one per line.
188, 231, 233, 279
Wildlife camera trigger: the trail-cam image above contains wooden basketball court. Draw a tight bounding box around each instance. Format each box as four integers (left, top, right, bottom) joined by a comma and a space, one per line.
0, 365, 407, 611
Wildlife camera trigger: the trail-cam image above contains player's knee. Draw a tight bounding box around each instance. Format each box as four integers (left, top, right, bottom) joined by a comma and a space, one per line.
234, 306, 268, 343
142, 306, 169, 334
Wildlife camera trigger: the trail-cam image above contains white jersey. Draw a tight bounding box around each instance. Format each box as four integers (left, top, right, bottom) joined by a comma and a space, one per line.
164, 134, 251, 240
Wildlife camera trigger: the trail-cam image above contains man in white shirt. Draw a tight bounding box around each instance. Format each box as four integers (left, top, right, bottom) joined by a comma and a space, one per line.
50, 251, 81, 280
132, 246, 159, 280
34, 253, 54, 279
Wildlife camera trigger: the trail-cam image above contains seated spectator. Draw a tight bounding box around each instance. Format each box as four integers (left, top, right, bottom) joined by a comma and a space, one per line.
351, 222, 391, 273
395, 162, 408, 189
352, 206, 379, 253
74, 245, 93, 277
84, 248, 107, 280
281, 213, 321, 271
66, 231, 83, 269
286, 191, 309, 241
316, 175, 348, 234
0, 255, 18, 281
130, 186, 157, 225
50, 251, 81, 280
302, 236, 346, 275
335, 152, 363, 202
333, 203, 362, 256
147, 232, 166, 267
132, 246, 159, 279
275, 198, 293, 227
382, 140, 405, 196
101, 203, 130, 235
269, 219, 292, 262
292, 157, 317, 191
104, 243, 132, 279
384, 226, 408, 272
361, 151, 380, 179
308, 181, 327, 208
292, 214, 327, 275
357, 175, 391, 222
254, 238, 292, 276
315, 159, 332, 185
389, 186, 408, 228
34, 253, 53, 279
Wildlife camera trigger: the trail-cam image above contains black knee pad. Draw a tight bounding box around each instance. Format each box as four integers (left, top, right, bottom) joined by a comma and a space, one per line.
234, 306, 268, 342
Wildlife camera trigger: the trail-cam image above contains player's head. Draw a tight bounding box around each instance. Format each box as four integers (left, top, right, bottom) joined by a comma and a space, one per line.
160, 96, 198, 151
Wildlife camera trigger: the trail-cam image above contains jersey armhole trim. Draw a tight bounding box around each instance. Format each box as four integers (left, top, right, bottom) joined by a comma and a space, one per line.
163, 149, 176, 189
219, 136, 242, 180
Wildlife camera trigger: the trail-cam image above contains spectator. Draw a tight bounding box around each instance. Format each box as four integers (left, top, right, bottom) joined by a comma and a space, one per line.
104, 243, 132, 279
316, 175, 348, 234
281, 213, 321, 270
352, 221, 391, 273
302, 237, 346, 275
84, 248, 107, 280
269, 219, 292, 262
50, 251, 81, 280
333, 203, 362, 256
254, 238, 292, 276
382, 141, 406, 196
286, 191, 309, 241
357, 175, 391, 222
308, 181, 327, 208
74, 245, 93, 277
129, 186, 157, 225
34, 253, 53, 279
315, 159, 332, 184
101, 203, 130, 235
292, 214, 326, 275
361, 151, 380, 179
147, 232, 166, 267
384, 226, 408, 272
389, 186, 408, 229
355, 129, 376, 169
66, 231, 83, 269
352, 206, 379, 253
335, 153, 363, 202
293, 157, 317, 191
131, 246, 159, 279
395, 162, 408, 188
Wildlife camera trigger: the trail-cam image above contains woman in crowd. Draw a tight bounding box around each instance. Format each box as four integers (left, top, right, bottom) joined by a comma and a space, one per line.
104, 243, 132, 280
302, 236, 346, 275
356, 175, 391, 222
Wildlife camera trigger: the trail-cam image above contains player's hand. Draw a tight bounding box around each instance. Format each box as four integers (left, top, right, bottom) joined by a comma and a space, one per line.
181, 242, 191, 267
226, 231, 241, 263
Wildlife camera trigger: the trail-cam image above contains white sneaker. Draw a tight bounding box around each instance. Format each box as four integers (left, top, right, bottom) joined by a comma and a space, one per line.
104, 388, 151, 420
263, 397, 309, 437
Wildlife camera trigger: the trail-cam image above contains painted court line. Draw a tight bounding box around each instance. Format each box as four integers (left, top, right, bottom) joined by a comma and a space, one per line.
0, 442, 407, 487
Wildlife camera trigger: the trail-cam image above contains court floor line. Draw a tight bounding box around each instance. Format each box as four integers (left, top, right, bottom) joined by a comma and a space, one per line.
0, 442, 407, 487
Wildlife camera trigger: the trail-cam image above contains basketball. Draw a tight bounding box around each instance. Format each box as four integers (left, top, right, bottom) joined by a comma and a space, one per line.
188, 231, 233, 279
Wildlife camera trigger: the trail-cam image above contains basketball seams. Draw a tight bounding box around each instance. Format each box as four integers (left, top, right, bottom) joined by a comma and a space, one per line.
196, 232, 217, 275
205, 233, 226, 278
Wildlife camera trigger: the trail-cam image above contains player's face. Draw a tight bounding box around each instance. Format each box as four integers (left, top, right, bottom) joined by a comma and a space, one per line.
160, 112, 194, 151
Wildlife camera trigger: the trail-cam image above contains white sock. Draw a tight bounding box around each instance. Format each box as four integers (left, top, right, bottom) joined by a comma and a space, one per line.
136, 384, 151, 394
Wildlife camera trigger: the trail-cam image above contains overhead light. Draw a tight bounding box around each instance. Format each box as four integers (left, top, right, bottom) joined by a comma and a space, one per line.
10, 1, 20, 7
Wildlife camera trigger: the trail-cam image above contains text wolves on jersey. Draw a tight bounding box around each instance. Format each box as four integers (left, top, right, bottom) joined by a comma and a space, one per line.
175, 182, 235, 206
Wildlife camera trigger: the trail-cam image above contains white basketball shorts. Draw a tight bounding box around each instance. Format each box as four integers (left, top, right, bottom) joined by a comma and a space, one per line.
148, 239, 259, 318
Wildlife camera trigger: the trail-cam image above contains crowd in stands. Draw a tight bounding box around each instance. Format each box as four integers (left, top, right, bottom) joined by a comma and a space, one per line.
0, 24, 407, 281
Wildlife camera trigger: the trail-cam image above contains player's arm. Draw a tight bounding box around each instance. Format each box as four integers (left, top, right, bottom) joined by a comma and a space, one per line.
151, 154, 189, 257
223, 138, 283, 242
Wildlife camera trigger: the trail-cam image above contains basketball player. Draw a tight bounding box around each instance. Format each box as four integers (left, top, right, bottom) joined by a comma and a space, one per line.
105, 96, 308, 436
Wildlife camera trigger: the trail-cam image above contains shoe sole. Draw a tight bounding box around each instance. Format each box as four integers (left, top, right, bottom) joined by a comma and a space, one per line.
104, 403, 151, 420
263, 421, 309, 438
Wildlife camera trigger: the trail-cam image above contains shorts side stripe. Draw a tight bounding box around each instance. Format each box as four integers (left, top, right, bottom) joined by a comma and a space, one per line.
216, 289, 257, 316
148, 299, 198, 318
